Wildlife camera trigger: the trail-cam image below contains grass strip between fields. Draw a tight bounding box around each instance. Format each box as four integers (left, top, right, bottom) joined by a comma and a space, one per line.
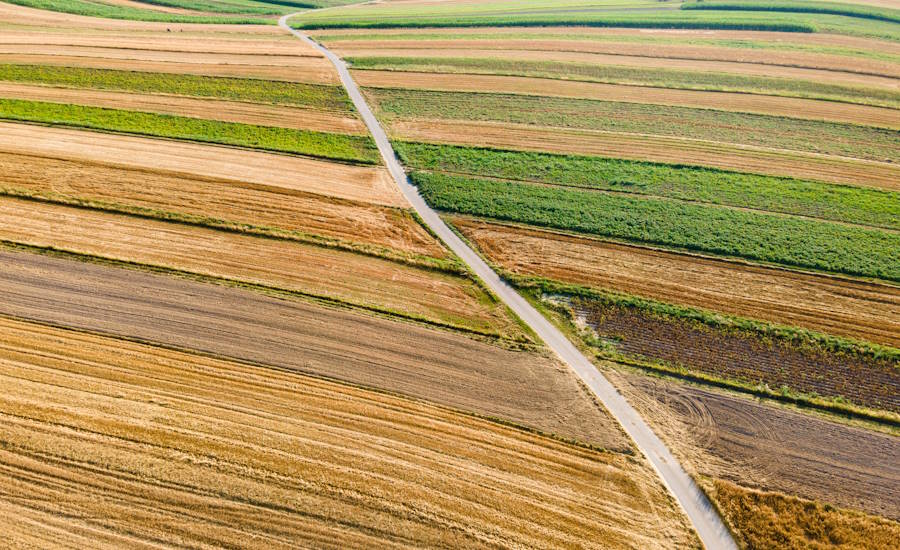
396, 142, 900, 231
413, 171, 900, 282
370, 89, 899, 163
348, 57, 900, 109
0, 0, 272, 23
0, 65, 354, 111
0, 98, 380, 164
513, 275, 900, 426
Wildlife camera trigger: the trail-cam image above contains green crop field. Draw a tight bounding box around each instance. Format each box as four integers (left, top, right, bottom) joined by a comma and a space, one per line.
396, 143, 900, 230
683, 0, 900, 24
413, 171, 900, 282
0, 99, 379, 163
349, 58, 900, 109
0, 0, 270, 23
0, 65, 353, 111
370, 89, 899, 162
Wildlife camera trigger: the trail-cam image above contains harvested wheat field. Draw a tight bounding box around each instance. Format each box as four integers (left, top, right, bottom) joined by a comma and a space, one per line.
0, 198, 511, 334
338, 48, 900, 91
0, 123, 402, 206
0, 152, 442, 257
612, 372, 900, 521
0, 316, 695, 549
453, 218, 900, 347
391, 120, 900, 190
354, 71, 900, 129
0, 82, 365, 133
0, 249, 628, 450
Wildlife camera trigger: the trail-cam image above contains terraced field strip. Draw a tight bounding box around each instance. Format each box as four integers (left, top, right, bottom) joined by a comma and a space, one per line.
0, 198, 516, 336
0, 122, 403, 206
354, 70, 900, 129
0, 317, 693, 548
0, 82, 365, 133
453, 218, 900, 347
0, 151, 444, 258
391, 119, 900, 190
338, 47, 900, 91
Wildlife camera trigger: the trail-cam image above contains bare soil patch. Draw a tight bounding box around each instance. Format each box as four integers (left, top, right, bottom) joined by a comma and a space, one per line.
0, 198, 509, 334
355, 70, 900, 129
0, 249, 629, 451
0, 316, 685, 548
0, 152, 443, 258
613, 372, 900, 520
0, 82, 365, 133
392, 119, 900, 190
453, 218, 900, 347
0, 122, 403, 206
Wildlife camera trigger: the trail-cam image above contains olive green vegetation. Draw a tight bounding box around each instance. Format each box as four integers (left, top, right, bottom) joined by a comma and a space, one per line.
0, 65, 353, 111
349, 58, 900, 109
369, 89, 899, 162
683, 0, 900, 25
396, 143, 900, 230
0, 0, 270, 23
413, 172, 900, 282
0, 99, 379, 163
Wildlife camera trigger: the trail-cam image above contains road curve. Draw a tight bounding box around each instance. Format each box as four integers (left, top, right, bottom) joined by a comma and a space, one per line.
279, 14, 738, 550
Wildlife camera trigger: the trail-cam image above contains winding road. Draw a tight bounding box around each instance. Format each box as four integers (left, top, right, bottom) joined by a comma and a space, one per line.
279, 13, 738, 550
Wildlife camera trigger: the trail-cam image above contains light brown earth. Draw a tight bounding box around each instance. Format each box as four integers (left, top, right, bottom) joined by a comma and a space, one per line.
334, 47, 900, 91
611, 371, 900, 520
0, 82, 365, 133
0, 317, 691, 548
0, 122, 403, 206
334, 39, 900, 78
0, 198, 511, 334
354, 70, 900, 129
453, 218, 900, 347
0, 152, 444, 258
0, 53, 339, 82
391, 119, 900, 190
0, 249, 629, 451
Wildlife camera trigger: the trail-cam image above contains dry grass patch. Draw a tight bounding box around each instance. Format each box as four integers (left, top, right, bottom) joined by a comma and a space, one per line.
0, 122, 403, 206
354, 70, 900, 129
0, 317, 698, 549
390, 119, 900, 190
709, 479, 900, 549
0, 152, 443, 258
0, 198, 514, 335
453, 218, 900, 347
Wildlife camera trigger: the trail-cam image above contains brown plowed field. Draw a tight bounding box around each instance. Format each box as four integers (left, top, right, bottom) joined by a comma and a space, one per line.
613, 372, 900, 520
392, 119, 900, 190
0, 152, 443, 258
0, 317, 689, 548
0, 122, 403, 206
0, 82, 365, 134
336, 39, 900, 79
336, 47, 900, 91
0, 249, 629, 451
354, 70, 900, 129
0, 53, 339, 83
575, 300, 899, 411
453, 218, 900, 347
0, 198, 511, 334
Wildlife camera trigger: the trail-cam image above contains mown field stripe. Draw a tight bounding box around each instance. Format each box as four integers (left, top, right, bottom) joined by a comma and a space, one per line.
0, 98, 379, 164
413, 171, 900, 282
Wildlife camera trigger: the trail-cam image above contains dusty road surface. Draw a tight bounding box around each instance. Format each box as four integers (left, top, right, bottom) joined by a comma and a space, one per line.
282, 15, 737, 549
619, 373, 900, 521
0, 249, 628, 451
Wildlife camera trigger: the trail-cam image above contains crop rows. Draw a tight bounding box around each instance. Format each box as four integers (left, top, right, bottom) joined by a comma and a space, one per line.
397, 143, 899, 230
0, 65, 353, 111
0, 98, 379, 163
0, 0, 271, 23
683, 0, 900, 24
574, 298, 899, 412
415, 172, 900, 282
370, 89, 899, 162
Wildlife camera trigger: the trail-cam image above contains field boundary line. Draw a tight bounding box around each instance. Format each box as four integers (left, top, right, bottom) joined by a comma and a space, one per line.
280, 13, 739, 550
